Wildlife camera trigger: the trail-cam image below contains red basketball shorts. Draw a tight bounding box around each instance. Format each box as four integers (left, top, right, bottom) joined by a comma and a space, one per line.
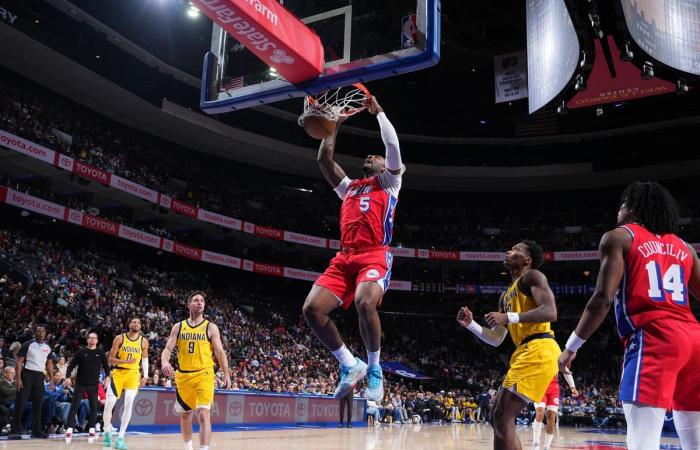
534, 377, 560, 410
315, 247, 393, 310
619, 317, 700, 410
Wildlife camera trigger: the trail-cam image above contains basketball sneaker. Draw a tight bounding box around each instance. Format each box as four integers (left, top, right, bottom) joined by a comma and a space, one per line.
89, 427, 96, 437
365, 364, 384, 401
64, 427, 73, 438
115, 436, 128, 449
333, 358, 367, 399
103, 431, 112, 446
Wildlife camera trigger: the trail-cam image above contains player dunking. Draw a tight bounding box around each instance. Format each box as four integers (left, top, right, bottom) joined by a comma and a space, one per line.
302, 96, 404, 401
161, 291, 231, 450
559, 182, 700, 450
457, 241, 559, 450
103, 318, 149, 450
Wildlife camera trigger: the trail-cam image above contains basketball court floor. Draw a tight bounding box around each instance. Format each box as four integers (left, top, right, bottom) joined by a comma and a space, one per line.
0, 423, 682, 449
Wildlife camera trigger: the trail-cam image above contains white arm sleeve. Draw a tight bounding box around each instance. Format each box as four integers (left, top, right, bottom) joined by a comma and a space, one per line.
466, 322, 508, 347
141, 357, 149, 379
334, 176, 352, 200
377, 112, 401, 171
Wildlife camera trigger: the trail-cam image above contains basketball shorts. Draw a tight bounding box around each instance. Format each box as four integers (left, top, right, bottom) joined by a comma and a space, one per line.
315, 247, 393, 310
534, 377, 560, 411
619, 318, 700, 410
110, 368, 140, 398
175, 368, 215, 411
502, 337, 560, 403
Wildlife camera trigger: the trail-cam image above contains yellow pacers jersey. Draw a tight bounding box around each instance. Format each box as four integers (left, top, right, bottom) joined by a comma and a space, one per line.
176, 320, 214, 372
502, 276, 552, 346
116, 334, 143, 370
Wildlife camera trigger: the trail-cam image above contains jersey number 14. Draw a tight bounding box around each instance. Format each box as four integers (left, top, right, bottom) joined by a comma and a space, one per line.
645, 262, 687, 305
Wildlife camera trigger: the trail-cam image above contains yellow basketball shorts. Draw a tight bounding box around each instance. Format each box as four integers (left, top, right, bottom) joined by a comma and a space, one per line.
502, 337, 560, 403
175, 368, 215, 411
110, 369, 140, 398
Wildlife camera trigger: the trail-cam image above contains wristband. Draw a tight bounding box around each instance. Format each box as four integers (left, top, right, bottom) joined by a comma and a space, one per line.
565, 332, 586, 352
466, 321, 483, 334
506, 312, 520, 324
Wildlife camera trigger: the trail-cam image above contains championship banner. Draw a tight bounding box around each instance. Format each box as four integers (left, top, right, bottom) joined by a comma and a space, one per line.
380, 362, 432, 380
189, 0, 323, 84
494, 50, 528, 103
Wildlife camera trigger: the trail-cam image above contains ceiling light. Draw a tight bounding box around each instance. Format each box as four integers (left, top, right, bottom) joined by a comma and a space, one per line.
187, 6, 200, 18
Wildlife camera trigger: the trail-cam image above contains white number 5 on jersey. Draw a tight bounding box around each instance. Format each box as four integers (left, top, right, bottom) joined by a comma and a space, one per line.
359, 196, 371, 212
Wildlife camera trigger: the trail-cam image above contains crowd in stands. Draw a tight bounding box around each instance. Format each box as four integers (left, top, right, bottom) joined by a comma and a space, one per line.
2, 76, 699, 255
0, 222, 630, 435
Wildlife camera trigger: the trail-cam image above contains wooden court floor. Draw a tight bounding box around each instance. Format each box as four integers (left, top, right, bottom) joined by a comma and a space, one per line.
0, 423, 682, 449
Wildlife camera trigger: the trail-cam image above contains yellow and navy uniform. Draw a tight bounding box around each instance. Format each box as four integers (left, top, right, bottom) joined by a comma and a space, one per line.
175, 319, 215, 411
501, 275, 560, 402
110, 333, 143, 398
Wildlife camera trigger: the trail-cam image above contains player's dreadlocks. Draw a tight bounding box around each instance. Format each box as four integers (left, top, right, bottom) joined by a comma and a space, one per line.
621, 181, 680, 235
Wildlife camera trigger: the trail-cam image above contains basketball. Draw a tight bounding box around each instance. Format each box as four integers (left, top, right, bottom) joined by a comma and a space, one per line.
303, 115, 337, 140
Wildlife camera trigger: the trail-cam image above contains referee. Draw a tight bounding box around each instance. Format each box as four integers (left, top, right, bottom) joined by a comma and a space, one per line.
65, 331, 110, 437
8, 325, 54, 440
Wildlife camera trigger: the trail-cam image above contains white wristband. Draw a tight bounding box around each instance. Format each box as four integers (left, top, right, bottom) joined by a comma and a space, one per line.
565, 332, 586, 352
466, 321, 483, 334
506, 312, 520, 324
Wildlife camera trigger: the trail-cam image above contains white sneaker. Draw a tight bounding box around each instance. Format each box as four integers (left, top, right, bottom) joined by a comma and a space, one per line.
96, 423, 101, 432
65, 427, 73, 438
89, 427, 96, 436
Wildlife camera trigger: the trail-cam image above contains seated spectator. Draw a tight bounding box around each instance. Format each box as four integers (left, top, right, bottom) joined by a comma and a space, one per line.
0, 366, 16, 434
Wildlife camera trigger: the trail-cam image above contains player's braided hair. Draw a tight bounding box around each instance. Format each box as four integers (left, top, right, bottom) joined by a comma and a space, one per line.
621, 182, 679, 235
521, 240, 544, 269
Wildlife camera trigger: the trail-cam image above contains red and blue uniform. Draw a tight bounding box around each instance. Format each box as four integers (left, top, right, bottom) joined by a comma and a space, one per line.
535, 376, 560, 410
315, 170, 402, 309
616, 223, 700, 410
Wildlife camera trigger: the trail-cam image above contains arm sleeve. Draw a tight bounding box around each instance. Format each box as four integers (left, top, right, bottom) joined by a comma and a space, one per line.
465, 322, 508, 347
141, 357, 149, 379
377, 112, 402, 171
334, 176, 352, 200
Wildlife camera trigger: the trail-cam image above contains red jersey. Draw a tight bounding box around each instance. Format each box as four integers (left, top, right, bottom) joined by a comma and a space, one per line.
335, 171, 401, 250
614, 223, 696, 338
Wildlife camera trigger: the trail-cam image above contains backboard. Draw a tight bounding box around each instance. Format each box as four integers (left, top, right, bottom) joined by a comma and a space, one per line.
200, 0, 441, 114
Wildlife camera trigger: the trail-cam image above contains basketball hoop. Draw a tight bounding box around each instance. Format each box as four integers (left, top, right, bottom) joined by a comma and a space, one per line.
298, 83, 370, 127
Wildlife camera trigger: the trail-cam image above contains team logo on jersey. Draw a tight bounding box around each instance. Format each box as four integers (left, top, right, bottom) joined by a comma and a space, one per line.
366, 269, 380, 279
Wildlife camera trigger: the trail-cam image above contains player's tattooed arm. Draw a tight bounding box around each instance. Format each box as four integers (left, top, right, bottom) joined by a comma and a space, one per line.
573, 228, 629, 340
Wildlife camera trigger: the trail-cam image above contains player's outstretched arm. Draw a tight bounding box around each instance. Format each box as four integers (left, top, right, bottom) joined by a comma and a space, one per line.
685, 241, 700, 303
457, 306, 508, 347
160, 323, 179, 378
317, 124, 348, 189
559, 228, 628, 372
209, 324, 231, 389
369, 96, 402, 176
140, 338, 150, 387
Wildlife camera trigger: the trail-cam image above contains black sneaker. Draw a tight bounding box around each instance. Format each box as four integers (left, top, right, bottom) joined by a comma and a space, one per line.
8, 434, 22, 440
30, 431, 49, 439
346, 423, 352, 428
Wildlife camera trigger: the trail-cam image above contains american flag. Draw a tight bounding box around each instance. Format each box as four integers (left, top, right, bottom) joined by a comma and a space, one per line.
220, 76, 244, 92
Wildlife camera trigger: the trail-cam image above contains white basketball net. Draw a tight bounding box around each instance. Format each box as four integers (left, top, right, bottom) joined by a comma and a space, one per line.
298, 84, 370, 126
